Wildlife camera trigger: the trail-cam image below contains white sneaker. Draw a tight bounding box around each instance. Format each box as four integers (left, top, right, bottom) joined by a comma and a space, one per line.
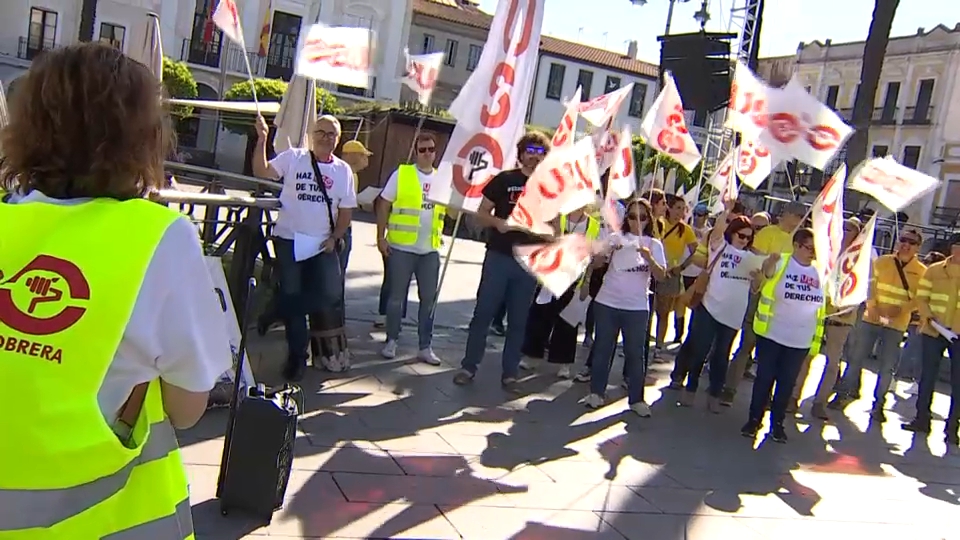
580, 393, 605, 409
373, 315, 386, 328
631, 402, 652, 417
381, 340, 397, 359
519, 357, 537, 370
418, 348, 442, 366
557, 365, 572, 379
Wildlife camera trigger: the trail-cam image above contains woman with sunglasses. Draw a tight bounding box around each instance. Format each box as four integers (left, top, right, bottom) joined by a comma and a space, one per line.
582, 199, 666, 416
678, 208, 756, 412
741, 228, 826, 443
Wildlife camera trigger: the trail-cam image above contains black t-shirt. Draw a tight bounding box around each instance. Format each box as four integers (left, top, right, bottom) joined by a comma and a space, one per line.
482, 168, 542, 255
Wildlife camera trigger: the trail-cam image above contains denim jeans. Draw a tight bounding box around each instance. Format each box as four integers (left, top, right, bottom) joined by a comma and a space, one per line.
913, 334, 960, 429
589, 302, 648, 404
462, 250, 538, 379
837, 321, 903, 406
897, 325, 922, 380
724, 292, 760, 395
386, 249, 440, 350
378, 252, 408, 318
492, 302, 507, 330
748, 336, 809, 426
684, 306, 738, 397
274, 238, 343, 363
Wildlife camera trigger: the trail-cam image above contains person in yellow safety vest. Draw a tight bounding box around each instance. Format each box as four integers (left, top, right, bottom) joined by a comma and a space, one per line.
828, 228, 925, 419
519, 208, 600, 378
790, 217, 864, 421
902, 233, 960, 446
375, 132, 447, 366
741, 228, 826, 444
0, 43, 233, 539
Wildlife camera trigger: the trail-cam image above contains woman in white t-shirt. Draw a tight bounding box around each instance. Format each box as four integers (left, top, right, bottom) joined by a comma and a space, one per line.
678, 213, 756, 412
583, 199, 667, 417
742, 228, 826, 444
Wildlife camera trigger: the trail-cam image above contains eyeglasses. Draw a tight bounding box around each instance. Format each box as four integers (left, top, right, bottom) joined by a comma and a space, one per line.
627, 213, 648, 221
525, 145, 546, 155
799, 243, 815, 252
899, 237, 919, 246
313, 129, 339, 140
735, 231, 753, 241
417, 146, 436, 154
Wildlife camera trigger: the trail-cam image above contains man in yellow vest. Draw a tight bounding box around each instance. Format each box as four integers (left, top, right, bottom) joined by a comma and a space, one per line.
830, 228, 925, 419
902, 233, 960, 446
375, 132, 446, 365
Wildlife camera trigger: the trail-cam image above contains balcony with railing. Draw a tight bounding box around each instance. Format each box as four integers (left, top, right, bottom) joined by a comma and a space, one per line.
18, 36, 57, 61
180, 38, 267, 79
903, 105, 934, 125
834, 106, 900, 125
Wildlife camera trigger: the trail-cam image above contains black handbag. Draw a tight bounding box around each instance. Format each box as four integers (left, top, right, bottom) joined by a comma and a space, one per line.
308, 151, 346, 255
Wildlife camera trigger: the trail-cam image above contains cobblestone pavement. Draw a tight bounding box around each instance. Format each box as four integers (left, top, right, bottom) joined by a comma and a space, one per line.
184, 222, 960, 540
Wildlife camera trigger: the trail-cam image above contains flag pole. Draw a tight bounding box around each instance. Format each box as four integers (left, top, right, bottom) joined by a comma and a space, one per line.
430, 212, 463, 320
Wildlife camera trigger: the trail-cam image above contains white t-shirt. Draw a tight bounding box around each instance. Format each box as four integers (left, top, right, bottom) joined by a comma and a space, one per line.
9, 191, 233, 424
595, 232, 667, 311
680, 226, 709, 278
763, 256, 825, 349
379, 166, 439, 255
702, 243, 753, 329
269, 148, 358, 241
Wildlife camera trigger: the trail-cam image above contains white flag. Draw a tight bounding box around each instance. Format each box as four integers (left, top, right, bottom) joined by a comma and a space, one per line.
400, 49, 444, 105
296, 25, 373, 88
430, 0, 545, 211
734, 139, 775, 189
847, 156, 940, 212
212, 0, 244, 45
759, 77, 852, 170
639, 72, 701, 172
811, 165, 846, 280
515, 235, 592, 297
828, 214, 877, 307
726, 61, 771, 142
591, 117, 620, 172
552, 87, 583, 149
607, 125, 637, 200
664, 169, 678, 194
577, 83, 633, 126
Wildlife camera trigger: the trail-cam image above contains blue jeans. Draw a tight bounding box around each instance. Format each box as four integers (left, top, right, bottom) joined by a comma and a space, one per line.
914, 334, 960, 429
684, 306, 738, 397
749, 336, 809, 426
378, 252, 408, 318
840, 321, 903, 406
274, 238, 343, 363
589, 302, 648, 404
386, 249, 440, 350
897, 325, 922, 380
462, 250, 537, 379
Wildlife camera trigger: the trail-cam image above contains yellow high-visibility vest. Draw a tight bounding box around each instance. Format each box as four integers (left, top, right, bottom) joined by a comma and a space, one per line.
917, 258, 960, 338
753, 257, 826, 357
0, 197, 194, 539
386, 165, 446, 249
559, 214, 600, 240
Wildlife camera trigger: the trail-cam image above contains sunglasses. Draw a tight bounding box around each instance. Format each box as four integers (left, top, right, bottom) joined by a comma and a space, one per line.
417, 146, 436, 154
735, 231, 753, 241
899, 237, 919, 246
627, 213, 648, 221
525, 145, 546, 155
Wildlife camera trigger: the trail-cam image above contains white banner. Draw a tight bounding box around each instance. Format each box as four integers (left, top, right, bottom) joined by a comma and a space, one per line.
847, 156, 941, 212
296, 25, 373, 88
507, 136, 600, 230
759, 77, 852, 170
552, 87, 582, 149
516, 235, 592, 297
204, 257, 256, 388
591, 116, 620, 172
429, 0, 545, 211
828, 214, 877, 307
212, 0, 244, 45
607, 125, 637, 200
734, 139, 775, 189
400, 50, 444, 105
639, 72, 702, 172
726, 61, 770, 142
811, 165, 846, 281
577, 83, 633, 127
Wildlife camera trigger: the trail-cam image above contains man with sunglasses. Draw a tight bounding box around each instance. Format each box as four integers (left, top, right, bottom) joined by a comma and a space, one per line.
376, 133, 446, 365
454, 132, 553, 388
830, 229, 926, 419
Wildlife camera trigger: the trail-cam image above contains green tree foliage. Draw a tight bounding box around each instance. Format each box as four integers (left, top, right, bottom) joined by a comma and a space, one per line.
631, 136, 702, 195
221, 78, 342, 135
161, 57, 198, 119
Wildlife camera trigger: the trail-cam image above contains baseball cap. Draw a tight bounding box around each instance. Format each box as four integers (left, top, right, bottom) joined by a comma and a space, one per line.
693, 203, 708, 216
341, 140, 373, 155
782, 201, 807, 216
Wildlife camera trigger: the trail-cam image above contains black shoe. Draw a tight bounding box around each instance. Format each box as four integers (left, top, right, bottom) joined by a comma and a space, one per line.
771, 424, 788, 444
283, 360, 306, 382
901, 420, 931, 433
827, 396, 849, 410
870, 405, 887, 423
490, 324, 506, 337
741, 419, 761, 438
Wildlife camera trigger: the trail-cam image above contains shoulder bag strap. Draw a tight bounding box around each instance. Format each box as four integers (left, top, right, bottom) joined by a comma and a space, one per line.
309, 151, 338, 234
663, 222, 681, 239
893, 257, 912, 299
706, 245, 726, 273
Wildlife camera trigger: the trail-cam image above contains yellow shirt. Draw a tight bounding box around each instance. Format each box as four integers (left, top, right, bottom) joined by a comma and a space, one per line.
660, 219, 698, 266
753, 224, 793, 255
864, 254, 926, 331
917, 259, 960, 337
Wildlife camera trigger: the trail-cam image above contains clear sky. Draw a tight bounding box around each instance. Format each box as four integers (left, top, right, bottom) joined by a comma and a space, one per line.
475, 0, 960, 64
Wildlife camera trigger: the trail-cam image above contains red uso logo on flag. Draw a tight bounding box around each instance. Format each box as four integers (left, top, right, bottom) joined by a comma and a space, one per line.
302, 37, 369, 71
728, 82, 768, 128
408, 61, 438, 92
767, 112, 842, 152
837, 240, 864, 299
656, 104, 690, 155
736, 142, 769, 175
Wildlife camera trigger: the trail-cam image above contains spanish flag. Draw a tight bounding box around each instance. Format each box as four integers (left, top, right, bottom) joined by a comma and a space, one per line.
258, 0, 272, 57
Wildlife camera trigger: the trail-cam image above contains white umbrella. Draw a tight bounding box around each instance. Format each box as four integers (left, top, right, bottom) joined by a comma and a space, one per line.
132, 13, 163, 80
274, 75, 316, 153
